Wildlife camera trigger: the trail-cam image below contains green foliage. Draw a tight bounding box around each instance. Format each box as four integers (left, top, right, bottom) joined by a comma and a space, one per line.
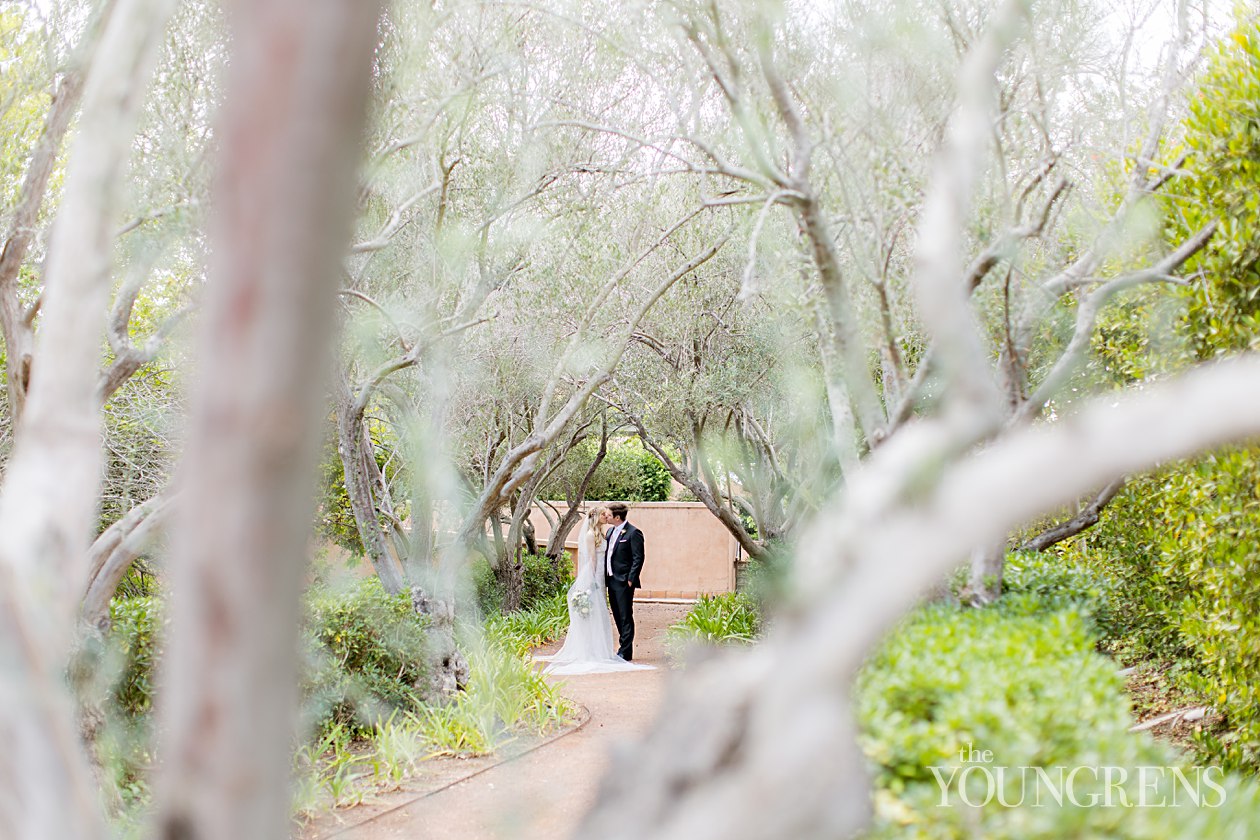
735, 539, 792, 608
1056, 447, 1260, 771
472, 552, 573, 616
313, 418, 409, 555
0, 10, 51, 214
302, 578, 432, 733
108, 597, 163, 721
293, 627, 575, 815
858, 568, 1260, 837
98, 599, 164, 828
484, 591, 571, 655
314, 432, 363, 554
1166, 18, 1260, 358
637, 446, 672, 501
1001, 550, 1114, 619
114, 560, 161, 600
666, 592, 762, 651
546, 436, 672, 503
1043, 22, 1260, 776
453, 635, 573, 739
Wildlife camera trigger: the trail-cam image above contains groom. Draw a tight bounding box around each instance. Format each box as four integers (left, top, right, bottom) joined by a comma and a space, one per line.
601, 502, 644, 661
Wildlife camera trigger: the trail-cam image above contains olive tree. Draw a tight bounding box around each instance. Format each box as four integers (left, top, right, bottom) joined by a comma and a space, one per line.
577, 3, 1256, 837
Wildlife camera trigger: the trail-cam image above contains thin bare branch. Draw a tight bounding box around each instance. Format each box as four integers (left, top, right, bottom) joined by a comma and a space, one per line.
1017, 221, 1216, 424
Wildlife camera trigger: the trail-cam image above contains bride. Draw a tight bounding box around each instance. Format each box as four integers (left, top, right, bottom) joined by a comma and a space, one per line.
536, 506, 653, 675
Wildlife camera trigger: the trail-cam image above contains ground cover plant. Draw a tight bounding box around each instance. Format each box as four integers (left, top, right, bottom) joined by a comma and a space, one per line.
857, 554, 1260, 838
666, 592, 763, 653
102, 576, 576, 824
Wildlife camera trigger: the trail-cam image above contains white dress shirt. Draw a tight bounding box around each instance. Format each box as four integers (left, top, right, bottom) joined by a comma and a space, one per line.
605, 522, 625, 576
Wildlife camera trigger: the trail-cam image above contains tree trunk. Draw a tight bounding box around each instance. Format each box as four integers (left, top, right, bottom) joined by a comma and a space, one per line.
152, 2, 382, 837
961, 541, 1006, 606
335, 372, 407, 593
500, 459, 557, 611
523, 516, 538, 555
75, 492, 175, 820
410, 583, 470, 701
496, 546, 526, 613
0, 0, 175, 834
80, 490, 175, 632
546, 505, 584, 559
633, 420, 767, 563
0, 0, 117, 423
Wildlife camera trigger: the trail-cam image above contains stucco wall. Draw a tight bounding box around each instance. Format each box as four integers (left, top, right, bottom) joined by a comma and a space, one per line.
529, 501, 737, 599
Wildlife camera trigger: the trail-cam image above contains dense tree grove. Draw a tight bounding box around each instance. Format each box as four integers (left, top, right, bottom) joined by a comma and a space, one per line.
2, 0, 1260, 837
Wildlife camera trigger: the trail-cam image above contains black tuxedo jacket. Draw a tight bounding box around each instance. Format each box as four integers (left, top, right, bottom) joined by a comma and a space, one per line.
605, 521, 645, 589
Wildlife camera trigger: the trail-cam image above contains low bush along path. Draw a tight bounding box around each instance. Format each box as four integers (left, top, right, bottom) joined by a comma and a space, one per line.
311, 601, 691, 840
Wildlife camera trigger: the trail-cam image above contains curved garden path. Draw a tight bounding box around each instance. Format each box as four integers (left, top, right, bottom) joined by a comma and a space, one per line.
308, 601, 690, 840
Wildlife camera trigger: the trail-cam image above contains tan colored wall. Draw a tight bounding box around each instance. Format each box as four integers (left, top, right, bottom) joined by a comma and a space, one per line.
529, 501, 737, 599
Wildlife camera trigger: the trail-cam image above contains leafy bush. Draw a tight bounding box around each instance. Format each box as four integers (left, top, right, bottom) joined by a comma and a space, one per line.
542, 436, 672, 502
454, 634, 573, 737
473, 551, 573, 616
666, 592, 762, 651
1165, 18, 1260, 359
301, 578, 431, 733
1055, 448, 1260, 771
858, 580, 1260, 837
292, 634, 576, 817
108, 596, 163, 721
637, 448, 672, 501
1001, 550, 1113, 621
1036, 22, 1260, 775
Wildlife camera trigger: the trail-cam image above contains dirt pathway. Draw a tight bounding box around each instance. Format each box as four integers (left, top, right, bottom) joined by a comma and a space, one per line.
311, 602, 689, 840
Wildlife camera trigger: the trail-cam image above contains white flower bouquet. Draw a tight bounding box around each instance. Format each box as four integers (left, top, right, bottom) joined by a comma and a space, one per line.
570, 589, 591, 618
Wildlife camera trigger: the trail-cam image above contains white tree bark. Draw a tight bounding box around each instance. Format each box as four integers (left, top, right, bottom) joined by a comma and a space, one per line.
80, 490, 177, 632
580, 358, 1260, 840
151, 1, 383, 837
0, 0, 119, 423
0, 0, 176, 835
577, 5, 1258, 836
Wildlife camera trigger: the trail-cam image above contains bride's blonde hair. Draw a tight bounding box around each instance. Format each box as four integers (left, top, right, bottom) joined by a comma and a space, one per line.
585, 506, 609, 537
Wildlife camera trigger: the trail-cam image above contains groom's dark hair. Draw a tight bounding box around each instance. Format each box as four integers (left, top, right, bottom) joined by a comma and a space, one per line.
608, 502, 628, 522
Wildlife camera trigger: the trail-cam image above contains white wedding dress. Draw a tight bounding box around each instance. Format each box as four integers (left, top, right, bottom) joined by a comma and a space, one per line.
535, 517, 654, 675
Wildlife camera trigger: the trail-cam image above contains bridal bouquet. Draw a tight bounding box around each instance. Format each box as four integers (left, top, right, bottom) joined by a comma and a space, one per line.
570, 589, 591, 618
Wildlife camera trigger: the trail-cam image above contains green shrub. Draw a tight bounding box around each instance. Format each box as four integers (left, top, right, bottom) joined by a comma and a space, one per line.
108, 596, 163, 721
666, 592, 762, 651
521, 551, 573, 610
1056, 447, 1260, 771
858, 585, 1260, 837
302, 578, 431, 733
1165, 18, 1260, 360
542, 436, 672, 502
637, 449, 672, 501
410, 633, 574, 756
1001, 550, 1113, 621
473, 551, 573, 616
293, 635, 575, 814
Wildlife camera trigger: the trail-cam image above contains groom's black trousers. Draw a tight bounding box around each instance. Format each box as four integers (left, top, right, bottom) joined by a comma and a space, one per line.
606, 576, 635, 660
